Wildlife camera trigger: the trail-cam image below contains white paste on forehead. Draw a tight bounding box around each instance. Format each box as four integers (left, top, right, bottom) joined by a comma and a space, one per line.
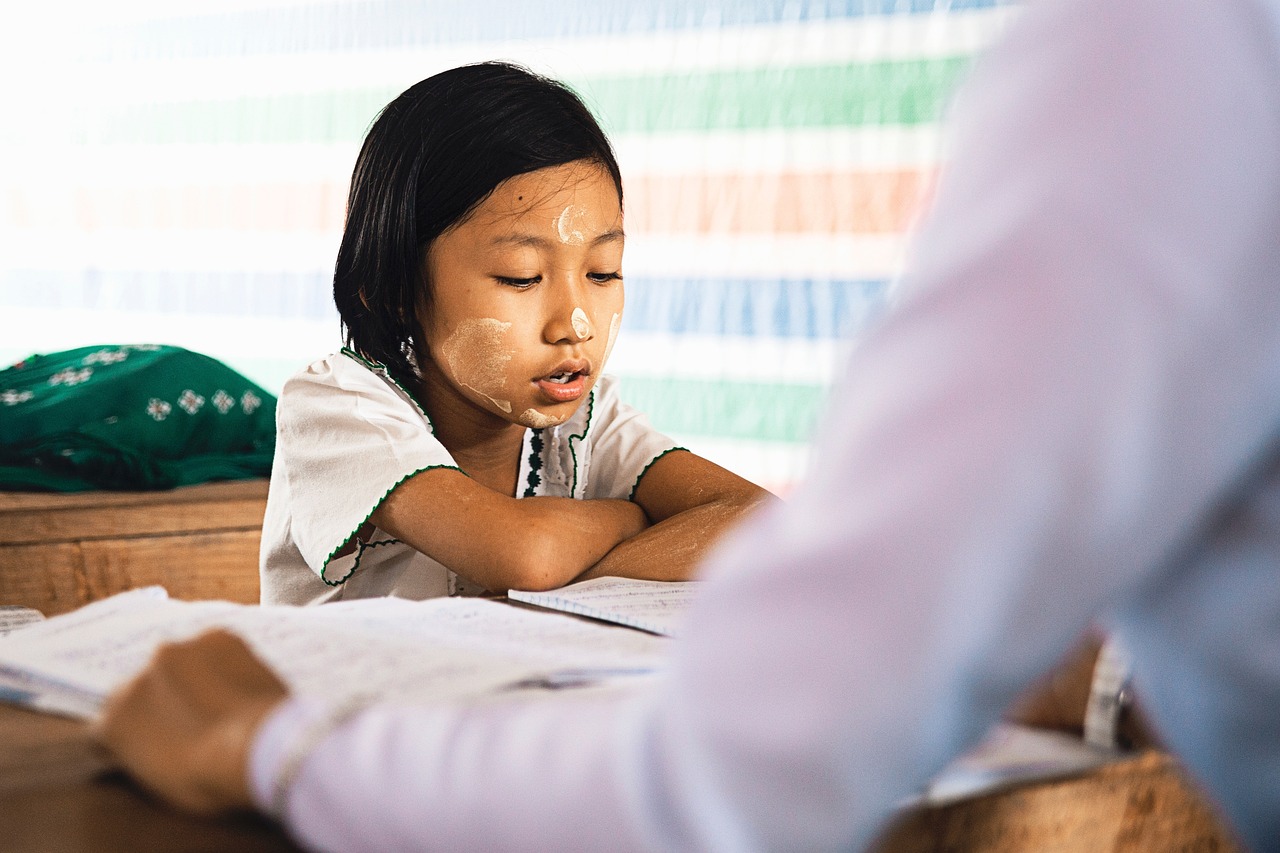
570, 306, 592, 340
440, 318, 513, 413
601, 312, 621, 368
519, 408, 569, 429
555, 205, 589, 245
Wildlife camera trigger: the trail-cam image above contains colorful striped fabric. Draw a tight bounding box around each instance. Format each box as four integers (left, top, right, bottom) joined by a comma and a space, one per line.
0, 1, 1017, 494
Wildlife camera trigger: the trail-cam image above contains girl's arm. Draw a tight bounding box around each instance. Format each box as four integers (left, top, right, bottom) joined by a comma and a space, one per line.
576, 450, 775, 583
369, 468, 647, 594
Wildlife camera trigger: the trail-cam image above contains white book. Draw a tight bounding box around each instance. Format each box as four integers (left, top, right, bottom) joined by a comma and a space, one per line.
508, 577, 704, 637
910, 723, 1123, 807
0, 587, 672, 721
0, 605, 44, 637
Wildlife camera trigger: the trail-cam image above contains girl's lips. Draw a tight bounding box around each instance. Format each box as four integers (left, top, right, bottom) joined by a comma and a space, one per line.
535, 372, 588, 403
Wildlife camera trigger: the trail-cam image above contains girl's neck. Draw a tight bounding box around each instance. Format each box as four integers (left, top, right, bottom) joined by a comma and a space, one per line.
416, 366, 526, 496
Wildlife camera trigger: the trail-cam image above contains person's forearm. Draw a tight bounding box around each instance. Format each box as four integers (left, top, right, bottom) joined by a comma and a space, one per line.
373, 482, 647, 592
577, 493, 768, 583
492, 496, 649, 591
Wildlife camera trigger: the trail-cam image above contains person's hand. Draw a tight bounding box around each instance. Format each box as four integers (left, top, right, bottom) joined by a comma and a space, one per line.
94, 629, 289, 815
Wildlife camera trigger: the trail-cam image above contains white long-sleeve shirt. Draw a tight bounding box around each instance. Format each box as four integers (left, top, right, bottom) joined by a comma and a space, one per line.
248, 0, 1280, 849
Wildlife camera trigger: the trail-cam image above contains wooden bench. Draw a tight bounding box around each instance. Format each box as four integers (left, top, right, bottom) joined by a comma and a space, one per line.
0, 480, 268, 616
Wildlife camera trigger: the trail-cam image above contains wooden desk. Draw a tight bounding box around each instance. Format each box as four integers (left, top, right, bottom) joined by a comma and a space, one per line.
0, 703, 296, 852
0, 700, 1240, 852
0, 480, 269, 616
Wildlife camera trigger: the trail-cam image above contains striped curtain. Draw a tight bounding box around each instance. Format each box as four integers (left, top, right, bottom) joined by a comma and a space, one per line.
0, 1, 1016, 494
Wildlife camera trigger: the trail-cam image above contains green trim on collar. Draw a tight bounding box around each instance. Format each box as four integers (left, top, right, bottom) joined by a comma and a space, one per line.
522, 428, 545, 498
627, 446, 690, 502
339, 347, 432, 425
319, 463, 466, 586
567, 389, 596, 499
339, 346, 379, 370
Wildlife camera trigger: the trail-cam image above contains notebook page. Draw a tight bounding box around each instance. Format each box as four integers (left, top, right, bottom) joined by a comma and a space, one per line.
0, 589, 671, 719
509, 577, 704, 637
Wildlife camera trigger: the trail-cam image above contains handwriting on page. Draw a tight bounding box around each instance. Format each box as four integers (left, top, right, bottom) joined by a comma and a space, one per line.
508, 577, 705, 636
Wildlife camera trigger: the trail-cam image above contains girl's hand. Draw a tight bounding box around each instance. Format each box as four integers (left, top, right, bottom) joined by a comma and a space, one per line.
94, 629, 288, 815
579, 450, 776, 583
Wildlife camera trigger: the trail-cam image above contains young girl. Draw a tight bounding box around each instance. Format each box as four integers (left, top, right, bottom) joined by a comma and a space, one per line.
260, 62, 772, 605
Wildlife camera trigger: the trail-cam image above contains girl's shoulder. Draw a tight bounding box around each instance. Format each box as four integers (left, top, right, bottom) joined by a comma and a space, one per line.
280, 350, 429, 421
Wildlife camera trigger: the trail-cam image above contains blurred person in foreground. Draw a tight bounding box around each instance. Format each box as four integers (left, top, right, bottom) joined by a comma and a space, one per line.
96, 0, 1280, 849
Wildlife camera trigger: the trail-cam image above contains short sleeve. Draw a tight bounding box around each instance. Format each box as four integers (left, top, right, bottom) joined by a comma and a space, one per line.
271, 353, 459, 581
579, 375, 682, 501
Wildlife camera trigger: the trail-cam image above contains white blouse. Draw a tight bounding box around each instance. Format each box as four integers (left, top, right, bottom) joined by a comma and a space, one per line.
259, 349, 680, 605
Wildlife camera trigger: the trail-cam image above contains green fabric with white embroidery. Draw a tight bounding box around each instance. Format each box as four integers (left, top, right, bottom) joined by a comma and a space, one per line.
0, 345, 276, 492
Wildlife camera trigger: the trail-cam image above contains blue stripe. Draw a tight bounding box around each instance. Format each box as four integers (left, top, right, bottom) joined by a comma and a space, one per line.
2, 270, 889, 341
0, 269, 339, 324
93, 0, 1012, 61
623, 277, 890, 339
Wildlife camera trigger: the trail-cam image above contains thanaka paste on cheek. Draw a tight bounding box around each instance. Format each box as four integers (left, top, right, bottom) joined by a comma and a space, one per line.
439, 318, 514, 413
601, 312, 621, 368
555, 205, 588, 245
570, 307, 592, 340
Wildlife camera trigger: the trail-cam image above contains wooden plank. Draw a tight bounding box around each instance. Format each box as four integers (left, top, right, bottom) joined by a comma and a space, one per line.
0, 481, 269, 546
0, 543, 86, 616
0, 479, 269, 513
79, 531, 262, 606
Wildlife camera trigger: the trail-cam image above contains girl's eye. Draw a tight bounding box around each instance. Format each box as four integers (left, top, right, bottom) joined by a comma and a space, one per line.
587, 271, 622, 284
496, 275, 540, 289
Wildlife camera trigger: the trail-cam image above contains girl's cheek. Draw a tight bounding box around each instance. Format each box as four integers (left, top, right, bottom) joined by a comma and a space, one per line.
439, 318, 515, 413
601, 311, 621, 369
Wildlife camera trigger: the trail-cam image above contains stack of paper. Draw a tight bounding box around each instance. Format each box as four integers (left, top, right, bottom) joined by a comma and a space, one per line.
0, 583, 682, 720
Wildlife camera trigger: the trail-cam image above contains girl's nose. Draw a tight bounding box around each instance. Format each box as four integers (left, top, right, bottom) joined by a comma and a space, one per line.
544, 299, 594, 344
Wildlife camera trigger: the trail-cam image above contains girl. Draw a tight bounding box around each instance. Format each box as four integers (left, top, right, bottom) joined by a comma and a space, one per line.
260, 62, 772, 605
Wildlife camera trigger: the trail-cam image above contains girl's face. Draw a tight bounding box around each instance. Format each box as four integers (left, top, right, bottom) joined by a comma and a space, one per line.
418, 160, 625, 430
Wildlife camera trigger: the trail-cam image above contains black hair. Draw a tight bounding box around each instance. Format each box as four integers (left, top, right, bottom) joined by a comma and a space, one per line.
333, 62, 623, 384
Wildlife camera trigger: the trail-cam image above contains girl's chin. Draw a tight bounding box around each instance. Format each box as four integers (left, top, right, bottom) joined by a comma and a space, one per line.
516, 407, 573, 429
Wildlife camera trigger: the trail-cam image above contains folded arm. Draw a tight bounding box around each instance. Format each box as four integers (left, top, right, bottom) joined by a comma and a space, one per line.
577, 450, 776, 583
369, 468, 647, 593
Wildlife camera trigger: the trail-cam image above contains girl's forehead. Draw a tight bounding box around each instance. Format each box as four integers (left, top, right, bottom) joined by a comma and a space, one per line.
471, 162, 621, 233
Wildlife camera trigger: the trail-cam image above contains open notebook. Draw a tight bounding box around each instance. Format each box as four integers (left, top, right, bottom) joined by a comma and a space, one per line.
0, 585, 672, 720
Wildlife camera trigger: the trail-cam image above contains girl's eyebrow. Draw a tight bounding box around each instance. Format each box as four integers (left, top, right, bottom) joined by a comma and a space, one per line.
489, 228, 625, 249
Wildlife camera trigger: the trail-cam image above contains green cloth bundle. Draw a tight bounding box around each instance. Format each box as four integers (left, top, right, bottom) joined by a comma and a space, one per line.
0, 345, 276, 492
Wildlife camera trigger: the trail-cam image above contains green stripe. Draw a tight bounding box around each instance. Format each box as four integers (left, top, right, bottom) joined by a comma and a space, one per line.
80, 57, 970, 145
620, 377, 828, 444
581, 57, 972, 135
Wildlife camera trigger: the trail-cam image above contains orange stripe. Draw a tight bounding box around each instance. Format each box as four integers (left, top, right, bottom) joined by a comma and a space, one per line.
4, 170, 934, 235
43, 183, 351, 232
624, 169, 936, 235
